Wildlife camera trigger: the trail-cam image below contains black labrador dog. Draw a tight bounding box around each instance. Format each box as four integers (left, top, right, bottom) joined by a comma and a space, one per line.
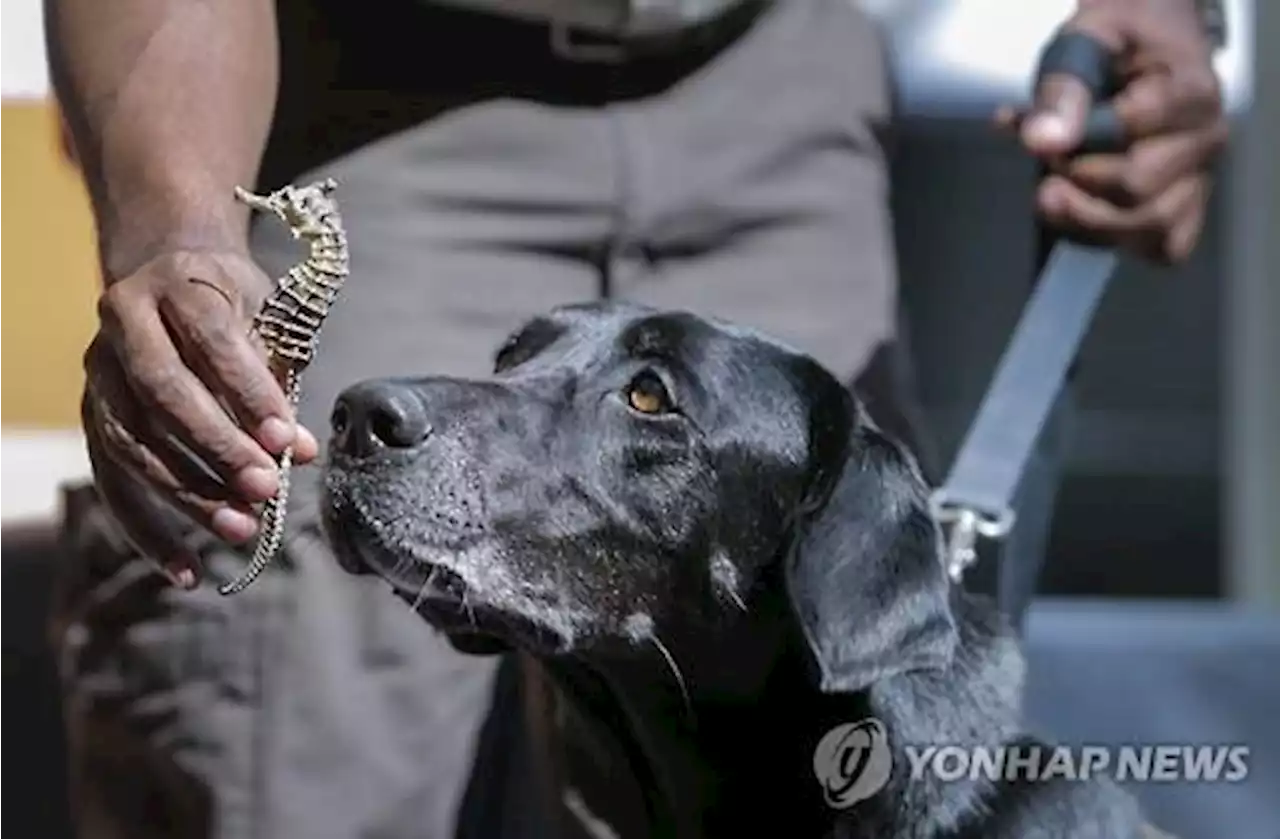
322, 301, 1153, 839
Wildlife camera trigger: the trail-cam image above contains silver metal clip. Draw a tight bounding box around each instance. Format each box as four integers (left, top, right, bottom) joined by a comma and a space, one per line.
928, 493, 1016, 583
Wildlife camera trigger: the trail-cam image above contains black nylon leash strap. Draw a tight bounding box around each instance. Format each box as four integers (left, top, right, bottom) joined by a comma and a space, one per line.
929, 30, 1124, 581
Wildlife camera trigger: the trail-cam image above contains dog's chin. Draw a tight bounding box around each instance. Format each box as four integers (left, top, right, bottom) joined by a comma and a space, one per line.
395, 587, 513, 656
320, 489, 388, 578
321, 493, 570, 657
440, 631, 512, 656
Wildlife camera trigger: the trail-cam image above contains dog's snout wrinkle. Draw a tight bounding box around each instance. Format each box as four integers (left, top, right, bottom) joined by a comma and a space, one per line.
332, 380, 432, 456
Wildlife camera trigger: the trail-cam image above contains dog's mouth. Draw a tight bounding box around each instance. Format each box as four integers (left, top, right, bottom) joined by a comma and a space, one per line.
323, 485, 569, 655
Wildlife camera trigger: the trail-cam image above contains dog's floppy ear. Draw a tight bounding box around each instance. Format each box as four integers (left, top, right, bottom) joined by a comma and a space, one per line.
785, 373, 958, 694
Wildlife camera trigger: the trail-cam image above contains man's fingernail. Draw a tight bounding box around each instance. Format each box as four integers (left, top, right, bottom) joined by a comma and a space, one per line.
259, 417, 294, 450
164, 564, 199, 589
213, 506, 260, 542
1026, 113, 1070, 147
240, 465, 279, 500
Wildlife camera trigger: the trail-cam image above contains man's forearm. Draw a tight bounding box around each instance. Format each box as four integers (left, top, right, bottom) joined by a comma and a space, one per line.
45, 0, 279, 281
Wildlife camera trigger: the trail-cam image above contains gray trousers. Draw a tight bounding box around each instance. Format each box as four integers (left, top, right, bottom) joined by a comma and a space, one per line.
52, 2, 904, 837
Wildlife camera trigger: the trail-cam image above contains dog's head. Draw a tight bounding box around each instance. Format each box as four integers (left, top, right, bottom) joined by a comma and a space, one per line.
323, 301, 956, 691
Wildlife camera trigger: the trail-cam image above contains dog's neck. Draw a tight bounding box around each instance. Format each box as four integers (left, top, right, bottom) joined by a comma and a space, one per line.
538, 586, 810, 838
535, 589, 1025, 839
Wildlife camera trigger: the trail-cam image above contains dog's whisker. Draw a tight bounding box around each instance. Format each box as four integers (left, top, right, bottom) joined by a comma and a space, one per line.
409, 576, 432, 613
650, 633, 693, 722
461, 590, 477, 628
404, 567, 439, 614
318, 299, 1151, 834
726, 588, 747, 613
390, 555, 412, 581
710, 552, 748, 612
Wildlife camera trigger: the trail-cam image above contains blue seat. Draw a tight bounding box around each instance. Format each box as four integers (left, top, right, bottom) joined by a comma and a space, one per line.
1023, 600, 1280, 838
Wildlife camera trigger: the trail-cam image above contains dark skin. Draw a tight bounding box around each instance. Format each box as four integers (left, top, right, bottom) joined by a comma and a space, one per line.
1005, 0, 1227, 263
47, 0, 1223, 589
47, 0, 317, 586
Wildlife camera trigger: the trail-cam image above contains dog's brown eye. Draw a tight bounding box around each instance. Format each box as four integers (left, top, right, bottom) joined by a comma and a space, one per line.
626, 371, 673, 415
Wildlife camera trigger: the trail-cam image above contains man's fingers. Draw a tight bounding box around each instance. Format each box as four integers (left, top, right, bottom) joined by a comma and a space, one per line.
83, 400, 203, 589
1012, 2, 1222, 263
1165, 182, 1209, 263
87, 343, 230, 503
294, 425, 321, 464
1063, 126, 1223, 208
101, 287, 280, 500
86, 375, 262, 545
994, 104, 1020, 132
1140, 174, 1209, 263
1111, 70, 1224, 141
1039, 171, 1203, 236
164, 277, 298, 454
1022, 5, 1131, 157
1038, 172, 1207, 263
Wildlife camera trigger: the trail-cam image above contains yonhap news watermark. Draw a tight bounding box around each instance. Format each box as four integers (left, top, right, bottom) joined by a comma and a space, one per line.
812, 717, 1251, 808
904, 742, 1251, 784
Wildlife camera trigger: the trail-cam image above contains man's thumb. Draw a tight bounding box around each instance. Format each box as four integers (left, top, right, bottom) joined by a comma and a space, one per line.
1022, 75, 1094, 156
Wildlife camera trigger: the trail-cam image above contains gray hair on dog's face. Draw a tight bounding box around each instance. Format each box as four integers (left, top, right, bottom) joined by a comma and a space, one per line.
321, 301, 1151, 839
322, 300, 955, 692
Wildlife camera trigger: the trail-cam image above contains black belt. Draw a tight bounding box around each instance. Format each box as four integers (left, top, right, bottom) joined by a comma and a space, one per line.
542, 0, 771, 64
416, 0, 771, 68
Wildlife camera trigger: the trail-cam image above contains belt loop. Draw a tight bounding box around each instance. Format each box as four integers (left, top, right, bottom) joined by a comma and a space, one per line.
549, 20, 629, 64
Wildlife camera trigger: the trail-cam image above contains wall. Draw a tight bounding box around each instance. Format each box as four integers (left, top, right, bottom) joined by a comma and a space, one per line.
2, 0, 99, 520
1226, 0, 1280, 604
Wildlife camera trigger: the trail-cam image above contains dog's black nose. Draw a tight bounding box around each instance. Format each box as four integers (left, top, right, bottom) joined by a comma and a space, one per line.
331, 380, 431, 456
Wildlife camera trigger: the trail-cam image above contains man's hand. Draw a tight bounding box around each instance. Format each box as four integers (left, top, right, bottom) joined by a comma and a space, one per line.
1003, 0, 1227, 263
82, 249, 319, 588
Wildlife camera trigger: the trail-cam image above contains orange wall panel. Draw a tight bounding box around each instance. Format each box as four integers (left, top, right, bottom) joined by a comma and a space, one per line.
2, 100, 101, 428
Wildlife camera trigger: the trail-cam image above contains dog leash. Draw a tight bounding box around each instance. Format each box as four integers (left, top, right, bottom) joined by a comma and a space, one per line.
928, 30, 1126, 583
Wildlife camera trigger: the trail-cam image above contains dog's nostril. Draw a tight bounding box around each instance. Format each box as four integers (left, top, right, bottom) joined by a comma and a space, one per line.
331, 401, 351, 437
368, 401, 427, 449
332, 382, 431, 457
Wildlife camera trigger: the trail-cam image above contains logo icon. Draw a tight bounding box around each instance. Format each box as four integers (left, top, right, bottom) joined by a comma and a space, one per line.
812, 717, 893, 808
